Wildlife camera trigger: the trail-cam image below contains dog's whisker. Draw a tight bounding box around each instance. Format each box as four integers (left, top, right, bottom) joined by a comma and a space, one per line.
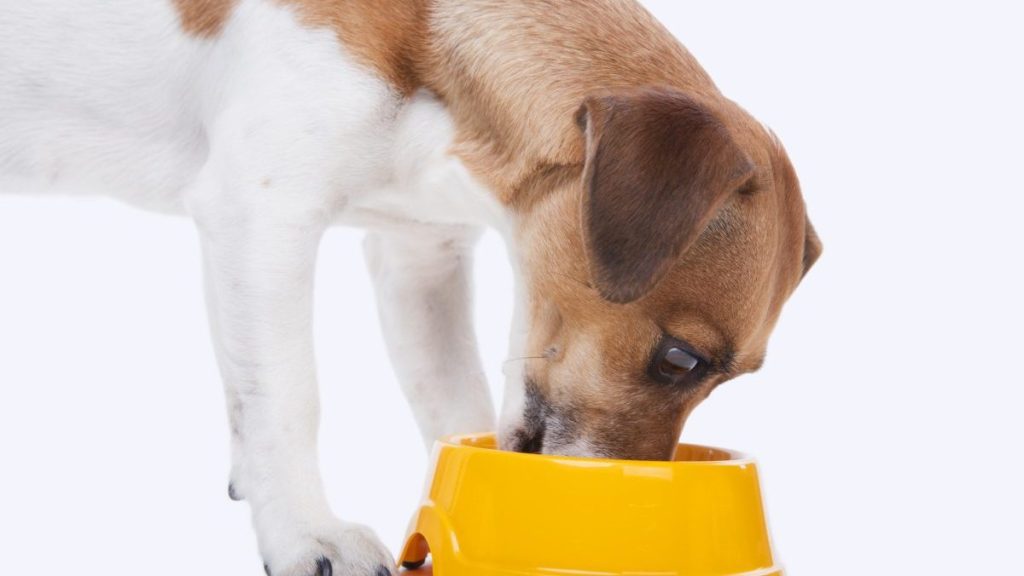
503, 355, 548, 365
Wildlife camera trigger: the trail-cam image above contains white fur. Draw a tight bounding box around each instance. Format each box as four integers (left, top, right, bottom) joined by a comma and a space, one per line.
0, 1, 529, 575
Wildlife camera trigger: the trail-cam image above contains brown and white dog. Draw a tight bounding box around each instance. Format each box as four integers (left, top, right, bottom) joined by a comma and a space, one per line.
0, 0, 820, 574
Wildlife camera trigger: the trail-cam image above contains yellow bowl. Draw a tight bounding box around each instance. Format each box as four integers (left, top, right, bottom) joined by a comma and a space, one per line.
397, 433, 782, 575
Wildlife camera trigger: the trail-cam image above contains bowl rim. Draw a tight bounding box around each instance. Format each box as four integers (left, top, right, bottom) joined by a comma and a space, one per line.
436, 431, 756, 468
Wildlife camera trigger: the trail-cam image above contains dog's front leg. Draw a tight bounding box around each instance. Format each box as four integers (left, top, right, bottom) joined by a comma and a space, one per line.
196, 198, 394, 576
364, 229, 496, 447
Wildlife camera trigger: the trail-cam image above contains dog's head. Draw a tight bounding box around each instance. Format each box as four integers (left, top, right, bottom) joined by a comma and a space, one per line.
499, 86, 821, 460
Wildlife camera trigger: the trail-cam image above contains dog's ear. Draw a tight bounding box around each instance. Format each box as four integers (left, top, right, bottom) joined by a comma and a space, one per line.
802, 214, 822, 278
576, 88, 754, 303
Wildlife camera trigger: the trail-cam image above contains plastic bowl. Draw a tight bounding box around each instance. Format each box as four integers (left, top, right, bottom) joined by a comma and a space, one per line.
398, 433, 782, 575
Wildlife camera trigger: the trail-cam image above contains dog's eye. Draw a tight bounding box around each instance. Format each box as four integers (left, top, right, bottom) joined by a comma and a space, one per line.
660, 347, 699, 375
650, 340, 704, 384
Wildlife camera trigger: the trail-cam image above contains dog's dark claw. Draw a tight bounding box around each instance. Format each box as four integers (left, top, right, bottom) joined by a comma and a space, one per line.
228, 483, 243, 501
316, 557, 332, 576
401, 559, 425, 570
264, 556, 332, 576
375, 564, 393, 576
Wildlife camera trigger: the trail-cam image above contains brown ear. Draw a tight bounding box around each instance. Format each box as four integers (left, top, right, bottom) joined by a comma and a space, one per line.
802, 214, 822, 278
578, 87, 754, 303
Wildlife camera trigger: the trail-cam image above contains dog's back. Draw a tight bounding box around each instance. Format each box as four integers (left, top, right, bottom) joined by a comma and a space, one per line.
0, 1, 217, 211
0, 0, 409, 215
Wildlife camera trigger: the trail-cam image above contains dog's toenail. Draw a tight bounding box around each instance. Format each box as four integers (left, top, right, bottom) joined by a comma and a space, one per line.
316, 557, 332, 576
374, 565, 392, 576
228, 483, 243, 501
264, 563, 271, 576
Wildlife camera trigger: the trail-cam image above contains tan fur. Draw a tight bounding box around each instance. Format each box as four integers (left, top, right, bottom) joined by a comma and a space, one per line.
172, 0, 425, 93
280, 0, 426, 95
420, 0, 717, 201
171, 0, 237, 38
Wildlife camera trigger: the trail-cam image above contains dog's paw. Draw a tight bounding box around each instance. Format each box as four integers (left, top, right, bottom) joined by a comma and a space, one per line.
259, 517, 395, 576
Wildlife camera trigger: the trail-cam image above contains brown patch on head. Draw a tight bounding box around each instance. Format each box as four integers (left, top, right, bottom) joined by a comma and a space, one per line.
171, 0, 237, 38
279, 0, 427, 95
506, 86, 819, 460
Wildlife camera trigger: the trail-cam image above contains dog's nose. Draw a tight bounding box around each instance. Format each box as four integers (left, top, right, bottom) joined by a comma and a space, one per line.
500, 425, 545, 454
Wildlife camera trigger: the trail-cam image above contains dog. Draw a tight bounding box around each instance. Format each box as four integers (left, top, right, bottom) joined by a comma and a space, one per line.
0, 0, 821, 574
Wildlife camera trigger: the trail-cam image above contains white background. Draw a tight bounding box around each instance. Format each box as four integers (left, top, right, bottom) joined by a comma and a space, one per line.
2, 1, 1022, 574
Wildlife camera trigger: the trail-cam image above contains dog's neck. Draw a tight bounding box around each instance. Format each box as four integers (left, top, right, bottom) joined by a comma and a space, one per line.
409, 0, 721, 207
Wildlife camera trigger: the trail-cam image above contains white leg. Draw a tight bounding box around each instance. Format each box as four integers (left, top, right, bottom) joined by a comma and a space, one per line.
199, 216, 393, 576
190, 114, 396, 576
364, 228, 495, 448
200, 252, 248, 502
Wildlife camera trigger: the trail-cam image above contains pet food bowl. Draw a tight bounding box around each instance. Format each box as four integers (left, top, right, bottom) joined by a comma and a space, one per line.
397, 433, 782, 575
